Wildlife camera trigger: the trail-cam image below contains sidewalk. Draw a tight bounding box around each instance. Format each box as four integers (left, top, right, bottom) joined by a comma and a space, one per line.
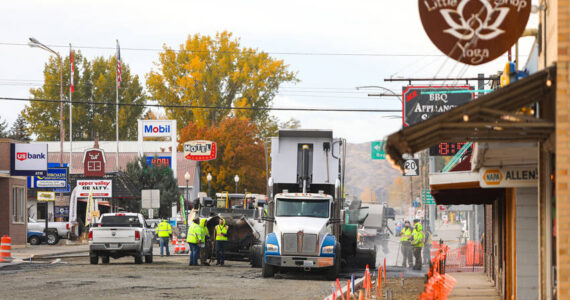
447, 272, 501, 300
10, 243, 89, 260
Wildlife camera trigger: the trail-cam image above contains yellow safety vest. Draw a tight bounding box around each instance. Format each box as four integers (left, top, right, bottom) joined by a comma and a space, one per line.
187, 223, 201, 244
199, 218, 209, 241
412, 224, 424, 247
156, 221, 172, 238
400, 227, 412, 242
215, 224, 228, 241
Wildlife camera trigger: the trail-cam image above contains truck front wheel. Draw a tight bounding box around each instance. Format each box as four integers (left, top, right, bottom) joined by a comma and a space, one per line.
325, 245, 341, 280
261, 257, 275, 278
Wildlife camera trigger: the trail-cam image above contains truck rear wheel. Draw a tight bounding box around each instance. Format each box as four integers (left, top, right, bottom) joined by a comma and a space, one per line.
134, 251, 144, 264
46, 231, 59, 245
89, 253, 99, 265
102, 256, 110, 264
261, 257, 275, 278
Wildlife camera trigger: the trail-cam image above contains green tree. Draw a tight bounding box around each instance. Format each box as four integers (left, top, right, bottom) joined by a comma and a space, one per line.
0, 116, 8, 138
125, 156, 180, 218
146, 31, 298, 131
24, 51, 145, 141
9, 114, 31, 142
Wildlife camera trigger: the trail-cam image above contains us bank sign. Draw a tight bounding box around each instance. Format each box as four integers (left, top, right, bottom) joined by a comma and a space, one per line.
419, 0, 530, 65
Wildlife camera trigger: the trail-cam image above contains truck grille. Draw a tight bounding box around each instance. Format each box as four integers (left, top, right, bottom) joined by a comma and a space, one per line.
282, 232, 318, 255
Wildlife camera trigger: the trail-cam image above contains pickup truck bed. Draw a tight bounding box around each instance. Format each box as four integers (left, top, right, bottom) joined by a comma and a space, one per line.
89, 213, 154, 264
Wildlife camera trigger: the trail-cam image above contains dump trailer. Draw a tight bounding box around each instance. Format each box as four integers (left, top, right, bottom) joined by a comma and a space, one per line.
198, 192, 265, 266
259, 129, 376, 279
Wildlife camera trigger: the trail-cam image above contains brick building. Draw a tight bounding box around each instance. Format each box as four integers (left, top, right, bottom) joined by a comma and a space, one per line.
0, 140, 28, 246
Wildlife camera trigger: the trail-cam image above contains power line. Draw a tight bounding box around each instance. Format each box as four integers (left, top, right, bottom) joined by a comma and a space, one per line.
0, 97, 401, 113
0, 42, 444, 57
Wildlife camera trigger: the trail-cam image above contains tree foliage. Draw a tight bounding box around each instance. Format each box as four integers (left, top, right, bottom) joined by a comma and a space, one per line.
146, 31, 298, 131
179, 117, 266, 194
9, 114, 31, 142
125, 156, 180, 218
0, 116, 8, 138
24, 51, 145, 141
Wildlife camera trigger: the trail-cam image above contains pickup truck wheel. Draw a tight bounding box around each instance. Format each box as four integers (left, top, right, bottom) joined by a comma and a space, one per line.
102, 256, 110, 264
261, 256, 275, 278
28, 235, 41, 246
145, 250, 153, 264
46, 232, 59, 245
90, 253, 99, 265
134, 251, 144, 264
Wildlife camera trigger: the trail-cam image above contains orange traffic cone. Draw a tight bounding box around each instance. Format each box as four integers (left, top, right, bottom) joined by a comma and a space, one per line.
0, 236, 13, 262
172, 236, 178, 246
180, 240, 187, 253
174, 241, 180, 254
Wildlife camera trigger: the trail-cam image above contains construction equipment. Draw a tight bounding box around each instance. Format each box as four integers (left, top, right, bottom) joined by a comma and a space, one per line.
260, 129, 376, 279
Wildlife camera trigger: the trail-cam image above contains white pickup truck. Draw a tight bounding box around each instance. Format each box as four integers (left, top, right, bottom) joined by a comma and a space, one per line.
27, 218, 70, 245
89, 213, 154, 264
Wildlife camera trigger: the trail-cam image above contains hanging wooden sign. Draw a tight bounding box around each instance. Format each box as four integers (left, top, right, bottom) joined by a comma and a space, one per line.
418, 0, 531, 65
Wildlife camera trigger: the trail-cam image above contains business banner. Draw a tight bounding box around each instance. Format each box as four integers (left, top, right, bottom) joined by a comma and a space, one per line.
479, 166, 538, 188
77, 180, 113, 198
28, 167, 68, 189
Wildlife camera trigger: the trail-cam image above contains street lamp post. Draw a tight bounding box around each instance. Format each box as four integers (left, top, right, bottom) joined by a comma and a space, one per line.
29, 37, 64, 237
185, 171, 191, 209
234, 175, 239, 194
206, 173, 212, 198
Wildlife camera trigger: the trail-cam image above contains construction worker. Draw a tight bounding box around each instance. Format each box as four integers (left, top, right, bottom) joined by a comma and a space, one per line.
400, 220, 413, 268
187, 217, 202, 266
423, 224, 433, 265
215, 218, 229, 266
199, 218, 210, 266
411, 219, 425, 270
156, 218, 172, 257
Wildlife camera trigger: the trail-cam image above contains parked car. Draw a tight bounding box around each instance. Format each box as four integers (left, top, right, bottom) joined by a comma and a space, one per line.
27, 230, 44, 246
89, 213, 154, 264
27, 218, 70, 245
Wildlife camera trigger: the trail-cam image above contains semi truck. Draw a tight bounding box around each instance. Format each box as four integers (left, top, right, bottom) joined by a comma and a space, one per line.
259, 130, 376, 279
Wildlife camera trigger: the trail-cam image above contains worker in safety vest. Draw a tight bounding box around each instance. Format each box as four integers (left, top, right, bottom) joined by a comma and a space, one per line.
400, 220, 413, 268
199, 218, 211, 266
156, 219, 172, 257
411, 219, 425, 270
423, 224, 433, 265
215, 218, 229, 266
187, 217, 202, 266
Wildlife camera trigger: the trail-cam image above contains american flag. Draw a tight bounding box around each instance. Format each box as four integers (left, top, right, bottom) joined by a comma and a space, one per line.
116, 40, 121, 87
70, 45, 74, 93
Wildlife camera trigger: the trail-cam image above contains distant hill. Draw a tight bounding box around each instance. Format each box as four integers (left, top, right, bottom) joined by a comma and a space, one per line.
344, 142, 400, 202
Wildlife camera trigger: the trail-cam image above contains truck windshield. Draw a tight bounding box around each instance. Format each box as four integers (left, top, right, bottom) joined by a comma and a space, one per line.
99, 216, 142, 227
276, 199, 329, 218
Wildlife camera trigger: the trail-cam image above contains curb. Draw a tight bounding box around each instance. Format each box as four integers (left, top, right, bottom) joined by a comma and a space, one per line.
14, 249, 89, 260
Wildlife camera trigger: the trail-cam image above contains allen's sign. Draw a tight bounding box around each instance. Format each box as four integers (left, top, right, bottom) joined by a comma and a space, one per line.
184, 140, 217, 161
418, 0, 531, 65
479, 166, 537, 188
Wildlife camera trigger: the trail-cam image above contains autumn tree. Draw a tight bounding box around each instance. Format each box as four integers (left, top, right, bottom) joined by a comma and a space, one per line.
179, 117, 266, 194
24, 51, 145, 141
147, 31, 298, 132
9, 114, 31, 142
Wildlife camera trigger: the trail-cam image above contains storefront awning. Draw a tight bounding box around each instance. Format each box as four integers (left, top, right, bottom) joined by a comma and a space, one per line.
386, 66, 556, 167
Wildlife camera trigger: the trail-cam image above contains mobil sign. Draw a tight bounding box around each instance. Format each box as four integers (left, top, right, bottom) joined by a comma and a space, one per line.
141, 120, 173, 138
10, 143, 48, 176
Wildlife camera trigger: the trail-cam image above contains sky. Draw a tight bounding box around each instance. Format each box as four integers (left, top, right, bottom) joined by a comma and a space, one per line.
0, 0, 539, 143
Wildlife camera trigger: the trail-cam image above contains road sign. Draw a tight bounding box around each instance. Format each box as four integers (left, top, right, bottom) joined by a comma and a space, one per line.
142, 189, 160, 209
423, 189, 435, 205
371, 141, 386, 160
402, 159, 419, 176
28, 167, 68, 189
53, 184, 71, 193
37, 191, 56, 202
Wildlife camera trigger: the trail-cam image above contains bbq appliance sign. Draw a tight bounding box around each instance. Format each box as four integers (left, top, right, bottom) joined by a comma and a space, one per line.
402, 86, 473, 127
418, 0, 531, 65
10, 143, 48, 176
76, 180, 113, 198
184, 140, 217, 161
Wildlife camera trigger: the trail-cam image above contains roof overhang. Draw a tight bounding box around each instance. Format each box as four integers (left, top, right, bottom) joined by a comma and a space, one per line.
386, 66, 556, 168
430, 171, 480, 191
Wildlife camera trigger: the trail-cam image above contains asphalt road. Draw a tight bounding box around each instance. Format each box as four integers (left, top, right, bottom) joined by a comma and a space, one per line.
0, 255, 342, 300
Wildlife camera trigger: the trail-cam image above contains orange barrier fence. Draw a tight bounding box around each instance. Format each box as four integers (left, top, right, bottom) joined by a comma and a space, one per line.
431, 240, 484, 272
420, 242, 457, 300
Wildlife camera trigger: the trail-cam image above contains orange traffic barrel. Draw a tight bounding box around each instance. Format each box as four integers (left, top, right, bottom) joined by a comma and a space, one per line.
0, 235, 13, 262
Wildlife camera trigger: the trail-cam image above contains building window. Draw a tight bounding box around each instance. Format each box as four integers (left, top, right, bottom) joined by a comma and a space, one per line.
88, 161, 101, 172
12, 186, 25, 223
